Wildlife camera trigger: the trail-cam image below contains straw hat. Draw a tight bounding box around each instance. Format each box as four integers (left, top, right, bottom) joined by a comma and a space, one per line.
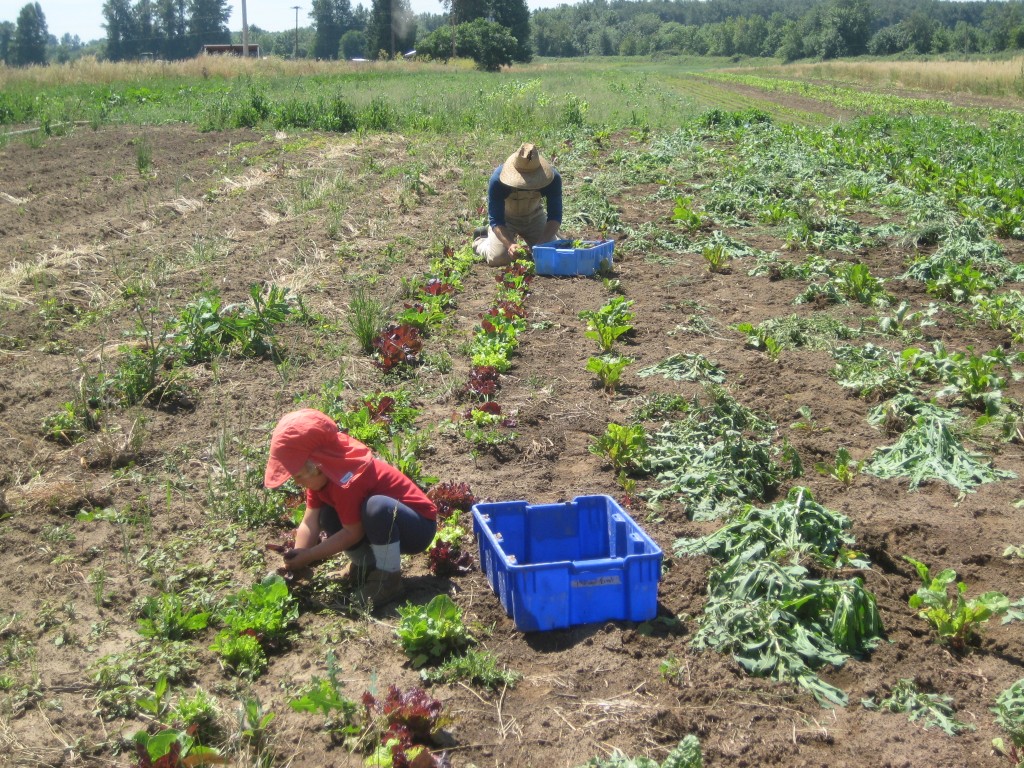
499, 143, 554, 190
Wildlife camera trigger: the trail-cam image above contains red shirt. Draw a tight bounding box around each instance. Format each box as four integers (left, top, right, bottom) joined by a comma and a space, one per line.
307, 458, 437, 526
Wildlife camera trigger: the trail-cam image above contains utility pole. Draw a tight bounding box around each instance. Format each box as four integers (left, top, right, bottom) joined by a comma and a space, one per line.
292, 5, 300, 59
241, 0, 249, 57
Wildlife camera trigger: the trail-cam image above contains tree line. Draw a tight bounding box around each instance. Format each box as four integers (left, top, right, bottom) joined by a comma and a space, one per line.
2, 0, 1022, 69
532, 0, 1024, 60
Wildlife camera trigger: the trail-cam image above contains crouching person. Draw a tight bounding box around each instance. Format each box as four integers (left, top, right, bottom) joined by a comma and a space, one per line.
264, 408, 437, 607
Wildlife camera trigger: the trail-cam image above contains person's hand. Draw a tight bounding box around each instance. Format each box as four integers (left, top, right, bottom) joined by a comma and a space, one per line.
282, 547, 316, 571
508, 243, 527, 259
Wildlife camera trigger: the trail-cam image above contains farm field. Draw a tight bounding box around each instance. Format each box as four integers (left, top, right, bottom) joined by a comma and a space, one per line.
2, 57, 1024, 768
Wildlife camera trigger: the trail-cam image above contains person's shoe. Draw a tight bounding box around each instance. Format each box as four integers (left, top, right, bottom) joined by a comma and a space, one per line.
473, 225, 487, 240
354, 570, 405, 607
330, 559, 377, 586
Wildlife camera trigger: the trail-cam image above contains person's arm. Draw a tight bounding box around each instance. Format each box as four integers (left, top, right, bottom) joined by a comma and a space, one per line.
285, 521, 365, 570
540, 219, 561, 243
542, 172, 563, 237
292, 503, 321, 550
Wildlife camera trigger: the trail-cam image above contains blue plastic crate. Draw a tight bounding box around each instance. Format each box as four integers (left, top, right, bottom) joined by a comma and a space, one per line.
471, 495, 662, 632
532, 239, 614, 276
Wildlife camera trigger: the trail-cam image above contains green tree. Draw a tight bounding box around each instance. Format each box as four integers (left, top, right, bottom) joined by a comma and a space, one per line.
491, 0, 531, 62
339, 28, 366, 58
312, 0, 354, 60
12, 2, 48, 66
103, 0, 139, 60
418, 17, 515, 70
186, 0, 231, 55
0, 21, 15, 64
367, 0, 415, 58
156, 0, 189, 59
53, 32, 83, 63
135, 0, 158, 55
823, 0, 872, 57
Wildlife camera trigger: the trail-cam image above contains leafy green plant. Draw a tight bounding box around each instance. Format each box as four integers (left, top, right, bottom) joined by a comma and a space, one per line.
587, 354, 632, 394
589, 422, 648, 474
672, 195, 705, 231
872, 301, 937, 338
833, 262, 889, 306
735, 322, 782, 360
814, 448, 862, 485
702, 242, 731, 274
790, 405, 830, 433
395, 594, 475, 668
210, 575, 297, 678
170, 687, 222, 744
862, 678, 973, 736
580, 297, 634, 353
926, 261, 996, 303
132, 726, 225, 768
904, 556, 1011, 651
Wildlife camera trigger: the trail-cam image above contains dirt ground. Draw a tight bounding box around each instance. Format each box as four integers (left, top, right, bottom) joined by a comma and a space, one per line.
2, 96, 1024, 768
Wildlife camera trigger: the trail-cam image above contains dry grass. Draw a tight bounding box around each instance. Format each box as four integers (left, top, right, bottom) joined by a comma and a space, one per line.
756, 56, 1024, 99
0, 54, 474, 89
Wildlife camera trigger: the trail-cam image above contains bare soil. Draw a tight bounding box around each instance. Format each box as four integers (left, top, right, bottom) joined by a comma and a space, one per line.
2, 115, 1024, 768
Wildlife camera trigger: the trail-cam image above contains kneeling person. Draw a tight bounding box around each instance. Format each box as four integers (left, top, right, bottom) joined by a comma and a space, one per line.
264, 408, 437, 606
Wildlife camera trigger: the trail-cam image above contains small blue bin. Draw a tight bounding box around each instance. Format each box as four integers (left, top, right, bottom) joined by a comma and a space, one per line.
471, 495, 662, 632
533, 239, 614, 277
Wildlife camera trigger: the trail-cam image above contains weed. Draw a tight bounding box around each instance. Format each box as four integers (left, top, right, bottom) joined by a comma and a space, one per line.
348, 286, 391, 354
288, 651, 360, 742
137, 593, 210, 641
862, 679, 973, 735
420, 647, 521, 690
680, 487, 881, 706
638, 353, 725, 383
580, 736, 703, 767
993, 679, 1024, 765
134, 136, 153, 175
867, 417, 1016, 492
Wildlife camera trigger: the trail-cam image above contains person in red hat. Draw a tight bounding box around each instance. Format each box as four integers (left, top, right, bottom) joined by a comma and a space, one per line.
264, 408, 437, 607
473, 142, 563, 267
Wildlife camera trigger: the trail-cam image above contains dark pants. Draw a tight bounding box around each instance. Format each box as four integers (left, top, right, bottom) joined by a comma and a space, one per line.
319, 495, 436, 554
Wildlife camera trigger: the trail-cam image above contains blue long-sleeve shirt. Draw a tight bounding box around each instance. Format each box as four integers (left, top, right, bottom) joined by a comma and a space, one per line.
486, 166, 563, 228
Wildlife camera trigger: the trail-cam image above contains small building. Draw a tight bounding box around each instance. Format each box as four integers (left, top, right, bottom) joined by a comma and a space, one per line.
202, 44, 261, 58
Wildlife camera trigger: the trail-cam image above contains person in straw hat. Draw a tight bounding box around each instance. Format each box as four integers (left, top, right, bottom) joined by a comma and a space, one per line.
473, 142, 562, 267
264, 408, 437, 608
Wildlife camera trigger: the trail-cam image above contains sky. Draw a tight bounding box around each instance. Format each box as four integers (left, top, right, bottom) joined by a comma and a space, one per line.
11, 0, 569, 45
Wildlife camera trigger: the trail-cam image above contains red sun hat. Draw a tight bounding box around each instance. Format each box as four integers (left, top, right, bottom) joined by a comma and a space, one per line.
264, 408, 373, 489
